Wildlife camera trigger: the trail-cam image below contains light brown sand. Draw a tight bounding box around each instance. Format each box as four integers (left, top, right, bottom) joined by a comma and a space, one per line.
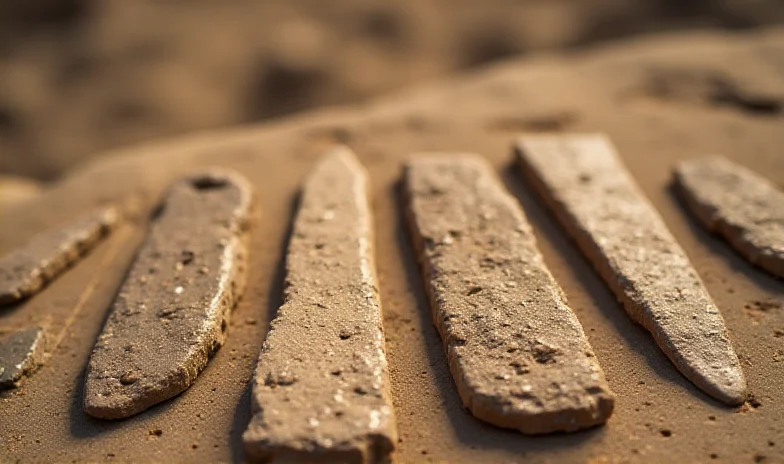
1, 28, 783, 463
4, 0, 783, 181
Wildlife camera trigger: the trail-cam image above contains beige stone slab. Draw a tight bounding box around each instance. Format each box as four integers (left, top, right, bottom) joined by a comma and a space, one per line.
0, 207, 120, 305
516, 134, 747, 405
674, 156, 784, 279
83, 170, 254, 419
243, 148, 397, 463
404, 154, 614, 434
0, 326, 45, 388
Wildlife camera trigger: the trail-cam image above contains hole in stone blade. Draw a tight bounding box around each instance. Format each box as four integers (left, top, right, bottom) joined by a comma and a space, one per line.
191, 176, 229, 191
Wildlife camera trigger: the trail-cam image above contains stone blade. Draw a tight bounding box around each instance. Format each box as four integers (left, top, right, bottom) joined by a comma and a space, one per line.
404, 154, 614, 434
243, 148, 398, 463
516, 134, 747, 405
0, 327, 45, 388
83, 170, 254, 419
0, 207, 120, 305
674, 156, 784, 279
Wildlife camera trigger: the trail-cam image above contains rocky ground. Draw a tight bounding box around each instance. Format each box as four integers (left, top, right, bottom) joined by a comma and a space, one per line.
1, 0, 784, 180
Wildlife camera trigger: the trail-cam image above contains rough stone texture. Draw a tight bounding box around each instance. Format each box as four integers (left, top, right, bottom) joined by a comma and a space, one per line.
83, 170, 254, 419
674, 156, 784, 279
0, 207, 120, 305
243, 148, 397, 463
0, 327, 45, 389
404, 154, 615, 434
516, 134, 747, 406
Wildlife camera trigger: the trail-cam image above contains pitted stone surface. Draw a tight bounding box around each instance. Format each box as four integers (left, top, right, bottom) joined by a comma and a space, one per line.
516, 134, 747, 406
674, 156, 784, 279
404, 154, 614, 434
83, 170, 254, 419
0, 327, 45, 389
0, 207, 119, 305
243, 148, 397, 463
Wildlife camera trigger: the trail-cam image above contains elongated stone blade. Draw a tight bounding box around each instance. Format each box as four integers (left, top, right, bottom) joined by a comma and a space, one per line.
0, 207, 120, 305
404, 154, 614, 434
516, 134, 747, 405
243, 148, 398, 463
0, 327, 45, 388
83, 170, 254, 419
674, 156, 784, 279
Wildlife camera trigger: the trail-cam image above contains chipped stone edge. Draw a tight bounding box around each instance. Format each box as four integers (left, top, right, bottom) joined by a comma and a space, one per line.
0, 207, 121, 306
0, 327, 47, 390
672, 157, 784, 279
83, 169, 256, 419
243, 149, 398, 462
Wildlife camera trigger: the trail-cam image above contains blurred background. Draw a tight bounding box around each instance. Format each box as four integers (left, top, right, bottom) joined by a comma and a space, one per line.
1, 0, 783, 181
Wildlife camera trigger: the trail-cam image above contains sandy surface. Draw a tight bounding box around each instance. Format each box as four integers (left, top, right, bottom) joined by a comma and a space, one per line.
1, 27, 783, 463
2, 0, 784, 180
